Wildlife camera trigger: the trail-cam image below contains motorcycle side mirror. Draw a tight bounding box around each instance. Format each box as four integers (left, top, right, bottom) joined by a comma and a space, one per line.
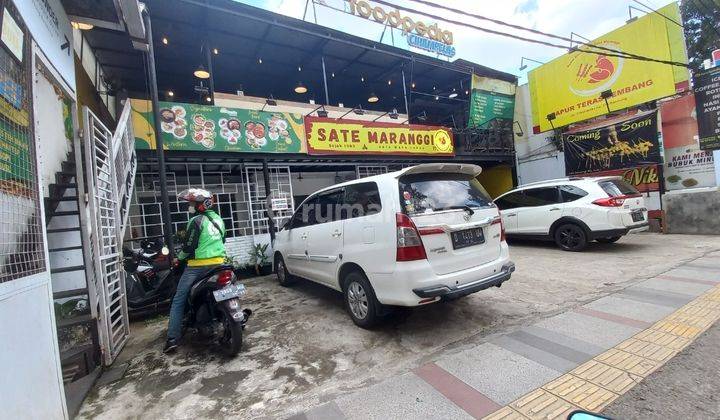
161, 246, 170, 256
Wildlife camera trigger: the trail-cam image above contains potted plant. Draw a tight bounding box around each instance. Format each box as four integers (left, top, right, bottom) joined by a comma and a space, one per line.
248, 243, 270, 276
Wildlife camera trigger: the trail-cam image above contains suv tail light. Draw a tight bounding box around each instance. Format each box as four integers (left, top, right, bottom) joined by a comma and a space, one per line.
217, 270, 234, 286
491, 215, 506, 242
593, 196, 627, 207
396, 213, 427, 261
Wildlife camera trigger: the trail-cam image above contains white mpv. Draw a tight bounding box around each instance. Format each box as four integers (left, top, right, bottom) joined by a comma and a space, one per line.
273, 163, 515, 327
494, 177, 649, 252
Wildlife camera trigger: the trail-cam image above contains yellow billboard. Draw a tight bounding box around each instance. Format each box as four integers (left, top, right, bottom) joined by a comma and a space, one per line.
305, 117, 454, 156
529, 3, 689, 133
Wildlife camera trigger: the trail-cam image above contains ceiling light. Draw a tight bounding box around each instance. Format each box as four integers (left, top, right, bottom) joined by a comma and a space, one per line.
331, 72, 335, 78
433, 86, 436, 90
411, 82, 416, 89
206, 96, 212, 102
368, 93, 379, 103
387, 80, 392, 85
213, 48, 218, 55
294, 82, 308, 94
162, 36, 168, 45
361, 76, 365, 82
298, 66, 302, 72
168, 91, 174, 97
71, 21, 94, 30
465, 90, 469, 95
435, 95, 439, 100
193, 64, 210, 79
258, 58, 263, 64
448, 92, 458, 99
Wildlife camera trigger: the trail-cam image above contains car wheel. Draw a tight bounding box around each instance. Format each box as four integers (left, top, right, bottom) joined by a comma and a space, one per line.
554, 223, 588, 252
343, 271, 380, 328
275, 255, 295, 287
596, 236, 621, 244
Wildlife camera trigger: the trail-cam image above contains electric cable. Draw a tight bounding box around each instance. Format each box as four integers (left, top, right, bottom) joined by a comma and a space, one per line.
369, 0, 689, 68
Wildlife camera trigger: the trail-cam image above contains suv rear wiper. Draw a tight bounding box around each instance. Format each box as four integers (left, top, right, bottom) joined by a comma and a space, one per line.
441, 205, 475, 216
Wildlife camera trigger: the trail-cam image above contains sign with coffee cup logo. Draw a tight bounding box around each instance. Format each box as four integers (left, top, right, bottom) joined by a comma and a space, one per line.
347, 0, 453, 46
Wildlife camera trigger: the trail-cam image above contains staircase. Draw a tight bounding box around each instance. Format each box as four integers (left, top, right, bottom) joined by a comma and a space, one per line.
46, 152, 101, 416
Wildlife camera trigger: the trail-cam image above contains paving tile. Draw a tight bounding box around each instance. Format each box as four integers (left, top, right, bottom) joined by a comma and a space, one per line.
661, 267, 720, 283
508, 330, 594, 364
436, 343, 562, 406
615, 338, 676, 362
542, 374, 618, 412
334, 372, 474, 420
633, 329, 690, 351
573, 307, 651, 329
618, 287, 693, 308
510, 388, 578, 419
593, 348, 659, 377
582, 295, 674, 324
483, 406, 530, 420
652, 319, 703, 338
571, 360, 642, 394
493, 335, 579, 373
533, 312, 640, 350
665, 310, 719, 329
637, 278, 713, 297
521, 325, 606, 357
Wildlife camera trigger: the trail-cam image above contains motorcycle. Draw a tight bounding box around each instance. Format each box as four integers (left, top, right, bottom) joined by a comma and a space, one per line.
180, 263, 252, 356
123, 239, 178, 318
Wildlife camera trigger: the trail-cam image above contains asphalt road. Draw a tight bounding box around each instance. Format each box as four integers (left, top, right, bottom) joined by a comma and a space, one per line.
603, 321, 720, 419
78, 233, 720, 419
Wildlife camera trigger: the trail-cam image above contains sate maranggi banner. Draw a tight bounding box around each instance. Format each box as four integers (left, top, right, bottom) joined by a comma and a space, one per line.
563, 112, 660, 175
468, 74, 516, 128
661, 94, 716, 190
304, 117, 454, 156
131, 99, 307, 153
528, 3, 689, 133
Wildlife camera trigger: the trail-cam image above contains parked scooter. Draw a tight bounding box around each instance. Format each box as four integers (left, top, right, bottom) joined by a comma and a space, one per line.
179, 263, 252, 356
123, 239, 178, 318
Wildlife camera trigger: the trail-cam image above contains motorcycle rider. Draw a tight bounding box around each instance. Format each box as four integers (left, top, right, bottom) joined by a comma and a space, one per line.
164, 188, 226, 353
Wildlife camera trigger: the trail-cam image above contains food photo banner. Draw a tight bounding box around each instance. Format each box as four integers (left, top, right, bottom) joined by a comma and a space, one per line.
563, 112, 661, 175
304, 117, 454, 156
131, 99, 307, 153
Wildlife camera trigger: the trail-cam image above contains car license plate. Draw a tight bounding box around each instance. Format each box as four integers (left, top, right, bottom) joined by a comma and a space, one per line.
451, 227, 485, 250
631, 211, 644, 222
213, 283, 246, 302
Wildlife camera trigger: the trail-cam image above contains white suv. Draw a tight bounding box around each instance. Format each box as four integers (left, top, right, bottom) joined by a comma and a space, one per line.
273, 163, 515, 327
494, 177, 649, 252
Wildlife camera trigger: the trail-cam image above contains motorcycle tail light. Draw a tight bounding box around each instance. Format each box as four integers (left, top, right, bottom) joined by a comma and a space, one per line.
217, 270, 233, 286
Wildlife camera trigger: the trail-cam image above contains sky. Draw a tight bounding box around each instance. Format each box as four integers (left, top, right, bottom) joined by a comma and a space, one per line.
234, 0, 676, 83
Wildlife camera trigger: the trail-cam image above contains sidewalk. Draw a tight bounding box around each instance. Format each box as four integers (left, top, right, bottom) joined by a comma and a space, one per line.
288, 251, 720, 420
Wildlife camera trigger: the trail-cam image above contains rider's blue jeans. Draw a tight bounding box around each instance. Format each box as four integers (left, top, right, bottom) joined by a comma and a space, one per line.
167, 265, 219, 340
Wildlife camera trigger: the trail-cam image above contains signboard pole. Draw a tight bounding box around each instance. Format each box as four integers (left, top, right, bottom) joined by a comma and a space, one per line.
401, 68, 410, 118
321, 55, 330, 105
262, 159, 276, 242
142, 10, 174, 255
205, 39, 215, 105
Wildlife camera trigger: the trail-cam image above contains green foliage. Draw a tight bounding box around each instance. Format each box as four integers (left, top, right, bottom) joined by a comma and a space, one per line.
681, 0, 720, 72
249, 243, 269, 267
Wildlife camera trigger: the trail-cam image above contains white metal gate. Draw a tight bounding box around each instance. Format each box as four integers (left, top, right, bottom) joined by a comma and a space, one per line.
356, 165, 388, 179
245, 166, 294, 237
82, 104, 134, 365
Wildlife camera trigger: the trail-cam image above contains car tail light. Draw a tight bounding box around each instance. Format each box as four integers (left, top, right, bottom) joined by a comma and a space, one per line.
217, 270, 233, 286
491, 215, 505, 242
593, 196, 627, 207
396, 213, 427, 261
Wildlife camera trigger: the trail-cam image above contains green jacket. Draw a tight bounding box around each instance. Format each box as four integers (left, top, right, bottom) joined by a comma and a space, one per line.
178, 210, 226, 266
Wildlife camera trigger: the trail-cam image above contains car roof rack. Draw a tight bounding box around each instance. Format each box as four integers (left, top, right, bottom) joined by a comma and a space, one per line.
519, 177, 583, 187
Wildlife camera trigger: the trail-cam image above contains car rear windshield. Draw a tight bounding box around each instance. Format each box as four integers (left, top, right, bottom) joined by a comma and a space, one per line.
599, 179, 640, 197
398, 173, 493, 215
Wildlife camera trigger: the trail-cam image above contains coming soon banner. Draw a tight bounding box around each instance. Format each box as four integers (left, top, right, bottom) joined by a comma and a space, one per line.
563, 112, 661, 175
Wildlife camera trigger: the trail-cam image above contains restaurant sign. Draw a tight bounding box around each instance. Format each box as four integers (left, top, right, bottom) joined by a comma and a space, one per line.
304, 117, 454, 156
132, 99, 307, 153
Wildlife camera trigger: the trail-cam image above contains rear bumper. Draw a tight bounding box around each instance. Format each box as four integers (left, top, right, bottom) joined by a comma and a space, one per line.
412, 262, 515, 299
590, 222, 648, 239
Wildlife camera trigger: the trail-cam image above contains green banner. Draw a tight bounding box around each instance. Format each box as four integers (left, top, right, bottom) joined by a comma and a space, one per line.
0, 114, 31, 183
468, 90, 515, 128
132, 100, 307, 153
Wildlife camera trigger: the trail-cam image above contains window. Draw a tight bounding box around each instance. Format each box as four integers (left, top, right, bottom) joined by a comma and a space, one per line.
317, 188, 344, 224
291, 195, 319, 228
560, 185, 588, 202
599, 179, 640, 197
522, 187, 560, 206
342, 182, 382, 219
495, 191, 529, 210
398, 173, 492, 215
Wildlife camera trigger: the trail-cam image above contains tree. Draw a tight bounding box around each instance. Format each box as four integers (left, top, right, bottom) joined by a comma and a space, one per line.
680, 0, 720, 72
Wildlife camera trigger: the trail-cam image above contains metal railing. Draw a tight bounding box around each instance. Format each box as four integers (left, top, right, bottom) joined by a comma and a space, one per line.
454, 119, 515, 156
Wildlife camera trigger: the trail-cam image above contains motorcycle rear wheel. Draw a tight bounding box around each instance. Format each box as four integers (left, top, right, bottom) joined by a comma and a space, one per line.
219, 309, 243, 356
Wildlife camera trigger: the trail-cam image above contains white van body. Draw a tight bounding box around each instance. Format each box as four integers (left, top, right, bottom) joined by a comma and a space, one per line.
273, 163, 514, 327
